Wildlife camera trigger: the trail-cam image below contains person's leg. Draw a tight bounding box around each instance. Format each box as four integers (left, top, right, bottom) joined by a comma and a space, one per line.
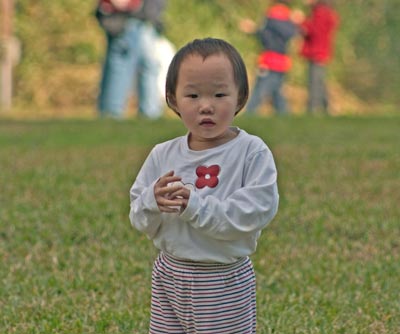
150, 253, 185, 334
192, 257, 257, 333
319, 66, 329, 113
307, 62, 327, 113
158, 253, 257, 333
307, 61, 317, 113
246, 69, 273, 115
271, 72, 288, 115
98, 20, 141, 118
137, 22, 163, 119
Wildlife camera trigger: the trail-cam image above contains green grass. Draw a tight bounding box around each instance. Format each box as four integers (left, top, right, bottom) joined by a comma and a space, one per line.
1, 116, 399, 334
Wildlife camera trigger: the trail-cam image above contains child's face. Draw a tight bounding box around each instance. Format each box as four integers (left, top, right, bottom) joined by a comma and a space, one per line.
173, 53, 239, 150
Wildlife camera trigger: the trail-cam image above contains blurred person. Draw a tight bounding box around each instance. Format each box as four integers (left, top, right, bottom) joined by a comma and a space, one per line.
154, 35, 175, 100
96, 0, 167, 119
239, 0, 304, 115
129, 38, 279, 333
298, 0, 339, 114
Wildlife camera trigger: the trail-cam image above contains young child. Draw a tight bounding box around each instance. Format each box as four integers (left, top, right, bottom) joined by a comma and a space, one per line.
298, 0, 339, 113
129, 38, 279, 333
239, 0, 303, 115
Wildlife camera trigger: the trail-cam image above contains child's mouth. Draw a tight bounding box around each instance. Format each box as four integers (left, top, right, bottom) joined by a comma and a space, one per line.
200, 119, 215, 126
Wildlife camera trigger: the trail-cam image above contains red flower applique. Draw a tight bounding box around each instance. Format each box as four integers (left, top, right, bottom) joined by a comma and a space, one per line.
195, 165, 220, 189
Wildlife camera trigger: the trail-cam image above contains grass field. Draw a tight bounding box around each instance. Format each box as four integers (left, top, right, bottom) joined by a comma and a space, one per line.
1, 116, 399, 334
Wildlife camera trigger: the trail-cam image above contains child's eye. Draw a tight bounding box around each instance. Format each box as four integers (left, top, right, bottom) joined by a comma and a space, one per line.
215, 93, 226, 98
186, 94, 198, 98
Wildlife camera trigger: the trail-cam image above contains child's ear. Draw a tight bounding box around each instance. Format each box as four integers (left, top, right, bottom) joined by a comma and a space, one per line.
166, 94, 179, 114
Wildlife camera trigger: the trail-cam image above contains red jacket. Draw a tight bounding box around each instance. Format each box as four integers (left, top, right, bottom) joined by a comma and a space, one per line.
300, 3, 339, 64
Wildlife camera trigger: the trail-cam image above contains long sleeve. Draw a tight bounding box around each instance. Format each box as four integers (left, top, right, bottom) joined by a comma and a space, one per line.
129, 150, 162, 239
180, 148, 279, 241
128, 130, 280, 263
261, 18, 296, 42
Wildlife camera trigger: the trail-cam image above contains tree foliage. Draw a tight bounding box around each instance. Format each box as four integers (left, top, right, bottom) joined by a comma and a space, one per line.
10, 0, 400, 111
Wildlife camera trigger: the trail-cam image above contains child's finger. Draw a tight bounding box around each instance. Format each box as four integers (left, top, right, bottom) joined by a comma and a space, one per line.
156, 196, 182, 208
169, 187, 190, 200
157, 174, 181, 187
155, 184, 182, 198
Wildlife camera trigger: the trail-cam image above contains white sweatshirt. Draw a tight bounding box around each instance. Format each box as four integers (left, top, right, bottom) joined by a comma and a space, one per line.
129, 128, 279, 263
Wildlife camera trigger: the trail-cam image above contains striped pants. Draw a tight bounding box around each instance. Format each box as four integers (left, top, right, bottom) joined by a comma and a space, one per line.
149, 252, 257, 334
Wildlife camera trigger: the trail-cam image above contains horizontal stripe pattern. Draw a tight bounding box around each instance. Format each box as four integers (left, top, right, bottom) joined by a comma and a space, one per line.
149, 252, 256, 334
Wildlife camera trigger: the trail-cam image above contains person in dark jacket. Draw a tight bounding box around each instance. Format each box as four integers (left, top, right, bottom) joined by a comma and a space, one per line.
96, 0, 167, 119
298, 0, 339, 114
240, 0, 303, 115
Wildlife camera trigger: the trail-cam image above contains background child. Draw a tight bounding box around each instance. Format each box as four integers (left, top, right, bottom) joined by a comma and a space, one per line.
298, 0, 339, 113
239, 0, 303, 115
129, 37, 279, 333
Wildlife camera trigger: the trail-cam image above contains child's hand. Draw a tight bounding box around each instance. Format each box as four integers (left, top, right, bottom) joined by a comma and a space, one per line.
239, 18, 257, 34
110, 0, 132, 10
168, 182, 191, 212
291, 9, 305, 25
154, 171, 188, 213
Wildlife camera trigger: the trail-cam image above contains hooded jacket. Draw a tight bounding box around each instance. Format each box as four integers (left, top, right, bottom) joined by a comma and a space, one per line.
256, 2, 297, 72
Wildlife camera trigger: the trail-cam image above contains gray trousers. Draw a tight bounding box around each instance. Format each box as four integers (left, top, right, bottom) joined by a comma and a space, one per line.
308, 62, 329, 113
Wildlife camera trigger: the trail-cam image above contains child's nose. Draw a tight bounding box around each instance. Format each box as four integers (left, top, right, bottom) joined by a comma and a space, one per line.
199, 98, 214, 113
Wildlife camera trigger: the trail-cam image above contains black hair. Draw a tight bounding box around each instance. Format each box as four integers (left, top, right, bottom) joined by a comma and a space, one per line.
165, 37, 249, 115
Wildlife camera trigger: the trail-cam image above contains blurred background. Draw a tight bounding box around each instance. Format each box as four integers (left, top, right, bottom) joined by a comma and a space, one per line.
1, 0, 399, 118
